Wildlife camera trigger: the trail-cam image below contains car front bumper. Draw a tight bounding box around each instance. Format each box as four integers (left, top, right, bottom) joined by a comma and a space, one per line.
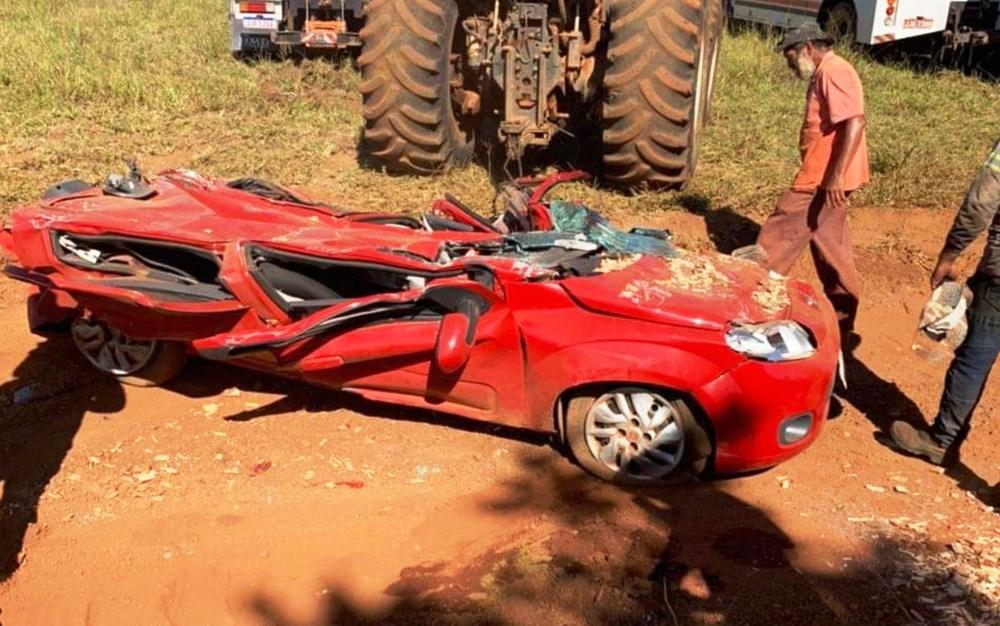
692, 339, 840, 475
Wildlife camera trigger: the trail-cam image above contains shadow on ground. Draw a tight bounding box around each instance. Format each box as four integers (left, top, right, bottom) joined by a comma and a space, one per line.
676, 193, 762, 253
0, 335, 125, 582
166, 358, 553, 448
244, 449, 993, 625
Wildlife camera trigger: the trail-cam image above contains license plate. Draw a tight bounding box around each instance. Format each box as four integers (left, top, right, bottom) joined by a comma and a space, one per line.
241, 34, 272, 51
242, 17, 277, 31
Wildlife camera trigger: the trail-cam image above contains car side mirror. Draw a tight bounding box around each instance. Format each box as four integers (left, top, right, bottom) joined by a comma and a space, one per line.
434, 296, 483, 374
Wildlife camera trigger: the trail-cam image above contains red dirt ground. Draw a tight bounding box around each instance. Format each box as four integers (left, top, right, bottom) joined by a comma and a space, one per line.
1, 206, 998, 625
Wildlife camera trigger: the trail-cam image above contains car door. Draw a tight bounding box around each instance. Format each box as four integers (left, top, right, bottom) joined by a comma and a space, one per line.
192, 266, 528, 425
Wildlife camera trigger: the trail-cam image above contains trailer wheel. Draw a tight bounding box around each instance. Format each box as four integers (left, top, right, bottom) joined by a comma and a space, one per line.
821, 1, 857, 44
602, 0, 723, 190
358, 0, 473, 174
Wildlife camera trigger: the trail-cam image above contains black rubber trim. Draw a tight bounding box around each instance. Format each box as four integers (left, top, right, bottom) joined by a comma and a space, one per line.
200, 302, 428, 360
245, 244, 468, 315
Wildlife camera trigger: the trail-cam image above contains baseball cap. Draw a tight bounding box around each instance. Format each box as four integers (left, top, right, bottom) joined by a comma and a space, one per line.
776, 23, 835, 52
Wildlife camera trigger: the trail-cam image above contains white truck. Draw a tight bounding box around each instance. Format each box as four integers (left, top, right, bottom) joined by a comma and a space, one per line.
730, 0, 999, 49
229, 0, 364, 56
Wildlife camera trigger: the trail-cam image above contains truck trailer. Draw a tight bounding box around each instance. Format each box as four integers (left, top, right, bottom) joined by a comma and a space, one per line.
729, 0, 999, 49
229, 0, 365, 56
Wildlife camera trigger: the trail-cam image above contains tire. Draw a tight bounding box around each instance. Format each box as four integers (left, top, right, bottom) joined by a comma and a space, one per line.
821, 1, 857, 44
71, 318, 188, 387
358, 0, 473, 174
563, 387, 712, 485
698, 0, 725, 127
603, 0, 724, 190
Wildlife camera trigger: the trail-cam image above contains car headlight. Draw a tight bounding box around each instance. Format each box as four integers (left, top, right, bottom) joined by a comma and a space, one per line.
725, 321, 816, 362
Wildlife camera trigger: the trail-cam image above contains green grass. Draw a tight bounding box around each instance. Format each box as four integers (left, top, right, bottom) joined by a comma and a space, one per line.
1, 2, 998, 219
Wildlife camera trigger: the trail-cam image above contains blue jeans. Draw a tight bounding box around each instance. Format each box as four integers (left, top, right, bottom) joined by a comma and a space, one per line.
932, 276, 1000, 447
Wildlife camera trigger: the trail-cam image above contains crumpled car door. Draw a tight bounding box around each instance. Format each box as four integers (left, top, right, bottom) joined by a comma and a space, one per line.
192, 281, 526, 418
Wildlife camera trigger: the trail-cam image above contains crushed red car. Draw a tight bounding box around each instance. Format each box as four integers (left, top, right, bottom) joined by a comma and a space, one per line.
0, 168, 840, 484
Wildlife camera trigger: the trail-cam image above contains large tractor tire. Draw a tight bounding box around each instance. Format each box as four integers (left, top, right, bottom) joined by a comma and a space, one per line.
603, 0, 723, 190
358, 0, 473, 174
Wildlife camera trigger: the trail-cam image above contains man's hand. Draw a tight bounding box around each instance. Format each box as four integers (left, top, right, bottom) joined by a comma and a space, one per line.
823, 177, 847, 206
930, 253, 959, 290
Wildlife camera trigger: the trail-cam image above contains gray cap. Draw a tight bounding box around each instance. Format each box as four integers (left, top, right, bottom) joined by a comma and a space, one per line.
776, 22, 835, 52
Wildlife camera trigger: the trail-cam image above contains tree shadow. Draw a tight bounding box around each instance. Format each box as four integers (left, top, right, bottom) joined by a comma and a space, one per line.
243, 449, 995, 625
0, 334, 125, 582
165, 358, 551, 448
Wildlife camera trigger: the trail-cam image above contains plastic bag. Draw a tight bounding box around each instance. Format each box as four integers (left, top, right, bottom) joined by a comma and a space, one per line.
912, 281, 971, 362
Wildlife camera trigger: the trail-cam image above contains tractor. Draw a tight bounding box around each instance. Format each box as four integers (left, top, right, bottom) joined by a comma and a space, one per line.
358, 0, 724, 189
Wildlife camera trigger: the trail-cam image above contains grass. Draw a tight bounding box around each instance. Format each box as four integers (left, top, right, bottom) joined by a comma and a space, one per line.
1, 1, 998, 220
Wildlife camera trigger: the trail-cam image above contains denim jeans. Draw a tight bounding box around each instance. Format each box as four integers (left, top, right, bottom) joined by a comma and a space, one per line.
932, 276, 1000, 447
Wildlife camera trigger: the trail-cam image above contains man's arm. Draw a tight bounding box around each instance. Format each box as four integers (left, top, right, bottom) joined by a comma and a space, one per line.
822, 115, 866, 206
932, 162, 1000, 289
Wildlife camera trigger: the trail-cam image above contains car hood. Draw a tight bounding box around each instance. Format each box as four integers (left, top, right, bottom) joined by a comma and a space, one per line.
560, 253, 818, 333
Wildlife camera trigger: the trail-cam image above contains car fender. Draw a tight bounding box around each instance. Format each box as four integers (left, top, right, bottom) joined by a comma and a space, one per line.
526, 340, 736, 432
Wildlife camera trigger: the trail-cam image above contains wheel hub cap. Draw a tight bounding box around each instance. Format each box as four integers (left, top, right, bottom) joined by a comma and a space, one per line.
584, 390, 686, 481
71, 318, 157, 376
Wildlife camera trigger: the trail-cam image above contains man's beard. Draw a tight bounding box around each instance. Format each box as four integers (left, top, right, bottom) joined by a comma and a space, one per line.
795, 54, 816, 80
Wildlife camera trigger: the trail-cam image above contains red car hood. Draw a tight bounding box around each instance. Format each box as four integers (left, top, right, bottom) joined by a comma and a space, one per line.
561, 253, 826, 336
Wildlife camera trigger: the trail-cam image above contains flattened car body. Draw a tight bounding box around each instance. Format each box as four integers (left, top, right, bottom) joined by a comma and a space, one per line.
1, 170, 840, 479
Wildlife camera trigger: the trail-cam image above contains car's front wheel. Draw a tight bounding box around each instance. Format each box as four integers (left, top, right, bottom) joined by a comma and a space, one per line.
71, 317, 187, 387
564, 387, 711, 485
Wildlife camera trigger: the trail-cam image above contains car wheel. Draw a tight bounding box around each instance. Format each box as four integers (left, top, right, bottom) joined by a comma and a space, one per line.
71, 317, 187, 387
564, 387, 711, 485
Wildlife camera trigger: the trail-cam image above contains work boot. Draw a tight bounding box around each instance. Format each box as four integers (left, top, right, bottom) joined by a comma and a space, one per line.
889, 421, 947, 466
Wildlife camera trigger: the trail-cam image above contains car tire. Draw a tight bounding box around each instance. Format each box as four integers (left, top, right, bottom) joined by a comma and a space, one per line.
358, 0, 474, 174
71, 318, 187, 387
602, 0, 724, 190
564, 387, 711, 485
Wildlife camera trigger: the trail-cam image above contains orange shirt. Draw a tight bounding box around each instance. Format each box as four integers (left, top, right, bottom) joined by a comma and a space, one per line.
793, 53, 870, 192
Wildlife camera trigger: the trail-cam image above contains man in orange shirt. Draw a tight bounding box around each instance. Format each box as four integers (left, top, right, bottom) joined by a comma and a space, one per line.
757, 24, 869, 348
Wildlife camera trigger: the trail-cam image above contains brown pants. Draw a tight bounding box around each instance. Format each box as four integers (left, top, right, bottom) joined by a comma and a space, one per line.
757, 190, 861, 333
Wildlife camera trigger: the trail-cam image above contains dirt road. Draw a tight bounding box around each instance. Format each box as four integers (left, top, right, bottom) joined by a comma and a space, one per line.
1, 206, 998, 625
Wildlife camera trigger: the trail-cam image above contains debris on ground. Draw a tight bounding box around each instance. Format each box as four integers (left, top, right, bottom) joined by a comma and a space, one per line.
133, 470, 157, 483
250, 460, 272, 477
854, 521, 1000, 625
678, 568, 712, 600
11, 381, 79, 406
332, 480, 365, 489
